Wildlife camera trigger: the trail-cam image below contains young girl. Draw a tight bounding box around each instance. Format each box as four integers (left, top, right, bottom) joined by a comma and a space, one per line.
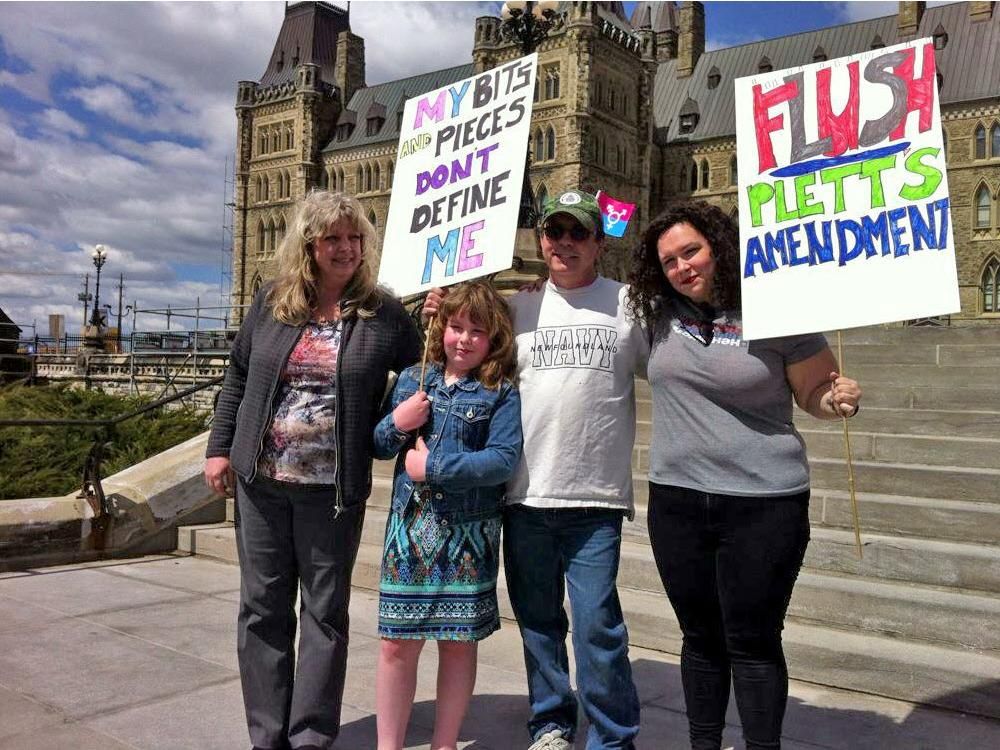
373, 281, 522, 750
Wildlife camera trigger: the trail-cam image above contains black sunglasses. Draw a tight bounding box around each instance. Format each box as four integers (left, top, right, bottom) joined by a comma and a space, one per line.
543, 224, 591, 242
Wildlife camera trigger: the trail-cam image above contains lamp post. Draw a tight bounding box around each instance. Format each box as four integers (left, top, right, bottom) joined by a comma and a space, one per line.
498, 0, 564, 264
89, 245, 108, 329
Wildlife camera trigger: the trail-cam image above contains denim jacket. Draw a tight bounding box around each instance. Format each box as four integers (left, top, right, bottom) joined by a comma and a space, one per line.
373, 364, 522, 520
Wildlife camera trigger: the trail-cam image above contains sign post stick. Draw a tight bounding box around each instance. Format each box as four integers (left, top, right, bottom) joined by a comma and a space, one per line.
837, 330, 863, 560
418, 318, 434, 393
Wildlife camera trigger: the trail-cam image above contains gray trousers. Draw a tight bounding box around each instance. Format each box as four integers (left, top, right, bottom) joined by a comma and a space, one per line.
235, 475, 366, 750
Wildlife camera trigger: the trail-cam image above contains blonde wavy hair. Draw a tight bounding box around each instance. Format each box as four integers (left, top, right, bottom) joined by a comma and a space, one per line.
267, 190, 381, 324
426, 281, 517, 390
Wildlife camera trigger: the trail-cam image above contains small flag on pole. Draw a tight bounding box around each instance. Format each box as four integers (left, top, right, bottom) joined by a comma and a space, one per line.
596, 191, 636, 238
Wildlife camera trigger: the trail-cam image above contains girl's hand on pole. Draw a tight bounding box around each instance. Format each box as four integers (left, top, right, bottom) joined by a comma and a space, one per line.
422, 287, 446, 324
393, 391, 431, 432
829, 371, 862, 417
405, 437, 429, 482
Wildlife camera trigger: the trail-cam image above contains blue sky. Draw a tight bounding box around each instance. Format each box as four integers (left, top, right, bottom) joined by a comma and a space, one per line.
0, 1, 911, 333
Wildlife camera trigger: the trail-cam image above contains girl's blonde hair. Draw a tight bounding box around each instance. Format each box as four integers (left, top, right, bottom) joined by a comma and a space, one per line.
267, 190, 381, 324
426, 281, 517, 390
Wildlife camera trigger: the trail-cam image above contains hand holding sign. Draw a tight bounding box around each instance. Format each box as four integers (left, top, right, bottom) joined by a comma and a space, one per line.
380, 55, 539, 297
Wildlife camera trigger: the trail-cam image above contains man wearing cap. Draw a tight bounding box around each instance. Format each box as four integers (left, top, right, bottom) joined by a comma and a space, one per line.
425, 189, 646, 749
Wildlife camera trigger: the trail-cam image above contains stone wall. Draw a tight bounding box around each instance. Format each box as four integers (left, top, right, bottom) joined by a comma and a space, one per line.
34, 353, 228, 413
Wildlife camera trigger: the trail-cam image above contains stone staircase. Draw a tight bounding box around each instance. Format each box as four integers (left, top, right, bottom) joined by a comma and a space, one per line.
178, 325, 1000, 719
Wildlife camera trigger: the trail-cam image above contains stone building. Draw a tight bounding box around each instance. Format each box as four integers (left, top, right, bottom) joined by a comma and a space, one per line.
232, 1, 1000, 322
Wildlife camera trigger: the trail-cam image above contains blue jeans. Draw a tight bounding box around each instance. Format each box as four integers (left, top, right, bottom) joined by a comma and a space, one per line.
504, 504, 640, 749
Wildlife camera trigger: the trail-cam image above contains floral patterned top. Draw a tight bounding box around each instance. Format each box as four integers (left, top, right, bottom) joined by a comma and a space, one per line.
258, 319, 342, 484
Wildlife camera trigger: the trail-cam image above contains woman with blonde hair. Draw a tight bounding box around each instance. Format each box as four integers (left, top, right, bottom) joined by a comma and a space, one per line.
205, 190, 422, 750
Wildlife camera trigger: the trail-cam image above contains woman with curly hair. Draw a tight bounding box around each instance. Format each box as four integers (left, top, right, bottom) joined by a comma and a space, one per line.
627, 201, 861, 750
204, 190, 422, 750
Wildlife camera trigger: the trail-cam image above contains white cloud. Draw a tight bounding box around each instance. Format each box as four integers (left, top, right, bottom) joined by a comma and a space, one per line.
38, 108, 88, 138
0, 1, 494, 330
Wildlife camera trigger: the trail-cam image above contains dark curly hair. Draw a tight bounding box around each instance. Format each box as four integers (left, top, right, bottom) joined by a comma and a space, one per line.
626, 201, 742, 327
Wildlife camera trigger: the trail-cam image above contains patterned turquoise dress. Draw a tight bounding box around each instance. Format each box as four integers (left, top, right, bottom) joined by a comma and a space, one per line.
378, 496, 502, 641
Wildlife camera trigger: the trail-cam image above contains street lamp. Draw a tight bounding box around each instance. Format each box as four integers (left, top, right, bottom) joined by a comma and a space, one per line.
498, 1, 564, 235
499, 1, 562, 53
89, 245, 108, 328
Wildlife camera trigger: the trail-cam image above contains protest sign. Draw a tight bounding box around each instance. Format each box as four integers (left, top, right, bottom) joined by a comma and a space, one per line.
378, 54, 538, 297
734, 38, 958, 340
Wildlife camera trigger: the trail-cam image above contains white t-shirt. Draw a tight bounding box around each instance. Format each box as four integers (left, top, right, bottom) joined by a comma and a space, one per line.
506, 276, 648, 516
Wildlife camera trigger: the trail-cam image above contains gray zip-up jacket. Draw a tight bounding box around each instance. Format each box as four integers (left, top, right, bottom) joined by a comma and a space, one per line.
206, 285, 422, 515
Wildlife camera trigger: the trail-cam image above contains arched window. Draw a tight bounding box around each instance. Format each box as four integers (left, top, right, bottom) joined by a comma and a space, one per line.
545, 68, 560, 99
690, 162, 699, 192
388, 161, 394, 187
730, 206, 739, 224
335, 167, 344, 191
319, 169, 329, 190
277, 215, 287, 245
982, 257, 1000, 313
610, 90, 617, 110
729, 154, 738, 186
285, 127, 293, 150
356, 166, 363, 192
679, 166, 687, 192
252, 275, 262, 296
546, 127, 556, 160
700, 159, 710, 189
975, 125, 987, 159
975, 185, 992, 228
271, 130, 280, 152
262, 175, 270, 202
534, 129, 544, 161
601, 138, 607, 166
365, 164, 373, 192
536, 183, 548, 212
268, 218, 277, 252
255, 175, 263, 202
257, 221, 266, 255
992, 123, 1000, 158
374, 163, 382, 191
368, 210, 378, 233
534, 77, 540, 103
259, 130, 268, 155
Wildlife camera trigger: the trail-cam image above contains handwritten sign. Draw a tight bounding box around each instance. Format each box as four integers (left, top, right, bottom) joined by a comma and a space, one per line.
734, 38, 958, 340
378, 54, 537, 297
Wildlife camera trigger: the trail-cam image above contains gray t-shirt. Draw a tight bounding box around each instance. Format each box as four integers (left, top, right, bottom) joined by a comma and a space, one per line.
647, 309, 826, 497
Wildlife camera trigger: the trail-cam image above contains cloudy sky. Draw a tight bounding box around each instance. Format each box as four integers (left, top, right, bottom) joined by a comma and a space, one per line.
0, 0, 905, 335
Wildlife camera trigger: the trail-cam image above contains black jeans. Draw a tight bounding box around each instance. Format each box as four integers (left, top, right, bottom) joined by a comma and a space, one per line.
646, 483, 810, 750
235, 475, 366, 750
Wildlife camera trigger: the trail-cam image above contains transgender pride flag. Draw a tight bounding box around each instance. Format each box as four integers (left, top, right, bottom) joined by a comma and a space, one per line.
596, 191, 636, 238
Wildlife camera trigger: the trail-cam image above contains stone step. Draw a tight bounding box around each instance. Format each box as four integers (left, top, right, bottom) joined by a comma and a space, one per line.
810, 489, 1000, 546
613, 539, 1000, 653
808, 457, 1000, 504
803, 526, 1000, 595
367, 476, 1000, 546
843, 364, 1000, 389
829, 343, 1000, 367
620, 506, 1000, 595
834, 326, 1000, 346
796, 406, 1000, 439
177, 514, 1000, 717
352, 531, 1000, 719
800, 429, 1000, 470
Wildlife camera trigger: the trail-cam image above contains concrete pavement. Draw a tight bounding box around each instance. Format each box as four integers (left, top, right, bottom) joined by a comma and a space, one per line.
1, 554, 998, 750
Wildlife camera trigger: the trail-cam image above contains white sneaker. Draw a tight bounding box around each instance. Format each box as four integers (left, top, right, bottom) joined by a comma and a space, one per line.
527, 729, 572, 750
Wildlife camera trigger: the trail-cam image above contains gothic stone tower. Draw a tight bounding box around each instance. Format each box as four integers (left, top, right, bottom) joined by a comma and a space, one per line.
232, 1, 364, 318
472, 2, 666, 280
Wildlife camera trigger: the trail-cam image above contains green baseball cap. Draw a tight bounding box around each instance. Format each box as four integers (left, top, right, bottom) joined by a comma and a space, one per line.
540, 190, 602, 234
